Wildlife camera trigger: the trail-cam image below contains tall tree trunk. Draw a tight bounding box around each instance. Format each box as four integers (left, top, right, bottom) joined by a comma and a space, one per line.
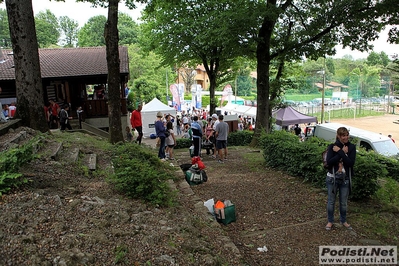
105, 0, 123, 144
6, 0, 48, 132
203, 57, 219, 115
208, 71, 217, 115
251, 17, 274, 146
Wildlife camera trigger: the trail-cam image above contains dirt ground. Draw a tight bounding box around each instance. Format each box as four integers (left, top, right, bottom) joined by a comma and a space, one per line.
0, 118, 398, 265
327, 113, 399, 147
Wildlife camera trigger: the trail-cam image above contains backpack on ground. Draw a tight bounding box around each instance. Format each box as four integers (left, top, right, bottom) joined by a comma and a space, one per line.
185, 166, 207, 185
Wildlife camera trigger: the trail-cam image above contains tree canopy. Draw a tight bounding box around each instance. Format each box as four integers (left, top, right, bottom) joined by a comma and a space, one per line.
59, 15, 79, 47
77, 15, 106, 47
35, 9, 60, 48
141, 0, 254, 114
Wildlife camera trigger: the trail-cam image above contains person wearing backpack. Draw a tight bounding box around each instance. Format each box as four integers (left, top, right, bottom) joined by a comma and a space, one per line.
325, 126, 356, 231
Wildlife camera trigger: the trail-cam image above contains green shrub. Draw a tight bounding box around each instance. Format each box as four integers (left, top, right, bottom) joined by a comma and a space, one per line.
260, 130, 383, 200
227, 130, 253, 146
0, 172, 26, 195
176, 138, 192, 149
0, 136, 42, 195
375, 178, 399, 207
108, 143, 176, 207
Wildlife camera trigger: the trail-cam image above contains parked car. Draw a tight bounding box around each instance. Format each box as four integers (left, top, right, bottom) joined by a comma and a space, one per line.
313, 122, 399, 157
297, 101, 309, 107
283, 100, 297, 106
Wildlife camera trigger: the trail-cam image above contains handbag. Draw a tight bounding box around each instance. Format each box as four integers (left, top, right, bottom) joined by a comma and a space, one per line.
214, 200, 236, 225
202, 139, 213, 149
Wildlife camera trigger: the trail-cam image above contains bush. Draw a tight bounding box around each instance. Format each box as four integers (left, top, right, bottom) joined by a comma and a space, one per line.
375, 178, 399, 208
227, 130, 253, 146
259, 130, 384, 200
176, 138, 192, 149
0, 136, 42, 195
108, 143, 176, 207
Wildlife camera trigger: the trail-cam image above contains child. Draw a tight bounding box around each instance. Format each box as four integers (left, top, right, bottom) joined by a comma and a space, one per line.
165, 121, 176, 160
126, 126, 133, 142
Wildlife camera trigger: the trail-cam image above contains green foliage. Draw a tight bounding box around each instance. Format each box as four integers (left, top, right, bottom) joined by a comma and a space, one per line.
59, 16, 78, 47
141, 0, 251, 113
0, 8, 11, 48
78, 15, 106, 47
227, 130, 253, 146
127, 43, 174, 104
35, 9, 60, 48
0, 172, 26, 195
133, 78, 164, 104
0, 137, 42, 195
118, 13, 139, 45
114, 245, 128, 264
259, 130, 387, 200
375, 178, 399, 208
175, 138, 192, 149
108, 143, 176, 207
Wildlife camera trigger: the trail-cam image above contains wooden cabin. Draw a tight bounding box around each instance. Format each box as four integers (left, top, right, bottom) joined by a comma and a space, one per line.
0, 46, 130, 121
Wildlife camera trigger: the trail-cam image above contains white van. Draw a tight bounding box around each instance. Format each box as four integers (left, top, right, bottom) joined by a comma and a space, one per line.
313, 123, 399, 157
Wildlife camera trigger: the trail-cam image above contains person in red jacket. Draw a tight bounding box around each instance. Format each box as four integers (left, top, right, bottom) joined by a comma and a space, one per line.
130, 104, 143, 144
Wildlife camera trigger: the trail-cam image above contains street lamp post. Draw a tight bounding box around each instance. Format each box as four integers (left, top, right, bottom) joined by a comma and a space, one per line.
321, 70, 325, 123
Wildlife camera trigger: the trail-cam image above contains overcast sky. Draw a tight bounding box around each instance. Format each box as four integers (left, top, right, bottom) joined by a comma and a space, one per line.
0, 0, 398, 59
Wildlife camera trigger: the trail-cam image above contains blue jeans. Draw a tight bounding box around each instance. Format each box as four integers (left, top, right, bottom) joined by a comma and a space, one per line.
158, 136, 166, 159
326, 175, 350, 223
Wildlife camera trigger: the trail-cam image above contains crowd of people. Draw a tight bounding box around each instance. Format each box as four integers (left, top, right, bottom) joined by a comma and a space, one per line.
151, 111, 229, 164
1, 102, 16, 122
43, 99, 73, 131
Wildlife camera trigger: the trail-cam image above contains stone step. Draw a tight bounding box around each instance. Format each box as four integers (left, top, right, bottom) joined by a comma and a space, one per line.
61, 146, 80, 163
86, 153, 97, 171
51, 141, 63, 160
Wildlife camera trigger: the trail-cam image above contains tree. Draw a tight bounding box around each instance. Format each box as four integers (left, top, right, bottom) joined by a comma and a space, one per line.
250, 0, 399, 144
133, 78, 163, 104
59, 16, 79, 47
5, 0, 48, 132
118, 12, 139, 45
141, 0, 251, 114
35, 9, 60, 48
128, 43, 175, 100
77, 15, 107, 47
105, 0, 124, 143
0, 8, 10, 48
76, 0, 139, 143
180, 67, 195, 94
366, 51, 390, 67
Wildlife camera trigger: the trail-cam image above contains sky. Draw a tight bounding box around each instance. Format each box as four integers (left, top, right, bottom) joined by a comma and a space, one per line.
0, 0, 145, 25
0, 0, 398, 60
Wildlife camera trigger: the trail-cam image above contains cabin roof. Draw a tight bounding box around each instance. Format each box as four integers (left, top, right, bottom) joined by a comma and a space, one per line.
0, 46, 129, 81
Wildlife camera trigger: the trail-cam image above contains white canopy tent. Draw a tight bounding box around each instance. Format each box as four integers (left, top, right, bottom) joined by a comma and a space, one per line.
221, 103, 255, 117
244, 107, 257, 118
141, 98, 177, 137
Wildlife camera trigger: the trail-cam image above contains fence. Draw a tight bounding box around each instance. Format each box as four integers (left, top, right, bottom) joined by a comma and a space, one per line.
295, 103, 389, 122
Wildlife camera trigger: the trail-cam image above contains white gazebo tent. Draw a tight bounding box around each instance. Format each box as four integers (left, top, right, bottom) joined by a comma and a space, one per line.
141, 98, 177, 137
